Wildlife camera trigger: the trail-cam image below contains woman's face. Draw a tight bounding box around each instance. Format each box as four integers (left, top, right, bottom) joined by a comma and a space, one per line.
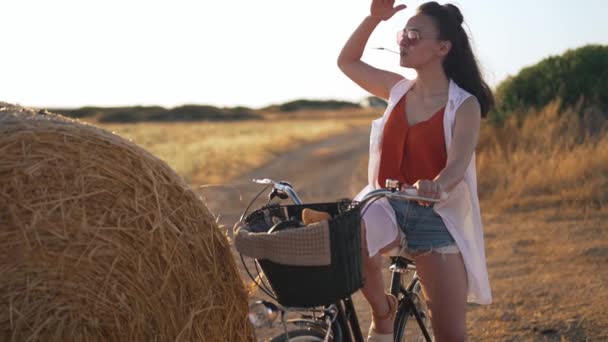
398, 14, 450, 69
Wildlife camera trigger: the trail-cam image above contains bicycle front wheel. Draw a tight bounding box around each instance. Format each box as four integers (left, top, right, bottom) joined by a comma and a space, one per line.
269, 328, 327, 342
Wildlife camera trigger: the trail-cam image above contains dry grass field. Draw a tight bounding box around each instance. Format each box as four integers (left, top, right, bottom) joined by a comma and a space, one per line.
102, 109, 377, 185
476, 101, 607, 215
95, 103, 607, 341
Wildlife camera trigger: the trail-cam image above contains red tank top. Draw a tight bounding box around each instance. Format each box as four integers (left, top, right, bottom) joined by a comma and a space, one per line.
377, 93, 447, 188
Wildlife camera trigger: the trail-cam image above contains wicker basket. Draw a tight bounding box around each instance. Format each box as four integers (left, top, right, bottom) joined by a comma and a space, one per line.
243, 200, 363, 308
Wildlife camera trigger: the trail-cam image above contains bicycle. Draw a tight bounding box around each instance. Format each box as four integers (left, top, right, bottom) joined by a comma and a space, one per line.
235, 177, 441, 342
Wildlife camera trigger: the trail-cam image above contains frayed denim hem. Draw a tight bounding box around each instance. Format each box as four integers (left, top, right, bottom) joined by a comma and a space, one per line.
397, 232, 460, 261
407, 243, 460, 261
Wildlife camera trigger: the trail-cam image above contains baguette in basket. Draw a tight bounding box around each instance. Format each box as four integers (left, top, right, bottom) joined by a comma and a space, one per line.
301, 208, 331, 225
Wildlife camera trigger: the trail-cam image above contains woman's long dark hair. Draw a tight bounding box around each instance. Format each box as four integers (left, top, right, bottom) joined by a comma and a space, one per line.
418, 2, 494, 117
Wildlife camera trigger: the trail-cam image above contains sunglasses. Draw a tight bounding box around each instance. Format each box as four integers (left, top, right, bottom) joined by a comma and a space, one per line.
396, 29, 440, 47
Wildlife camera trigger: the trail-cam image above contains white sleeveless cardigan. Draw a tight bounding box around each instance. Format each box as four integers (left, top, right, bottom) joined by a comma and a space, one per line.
354, 77, 492, 305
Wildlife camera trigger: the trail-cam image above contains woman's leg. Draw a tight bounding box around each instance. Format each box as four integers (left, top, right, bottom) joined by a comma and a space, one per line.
414, 251, 468, 342
360, 220, 400, 334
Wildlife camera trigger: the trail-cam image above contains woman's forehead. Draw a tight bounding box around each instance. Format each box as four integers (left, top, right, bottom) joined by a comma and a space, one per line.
404, 14, 435, 31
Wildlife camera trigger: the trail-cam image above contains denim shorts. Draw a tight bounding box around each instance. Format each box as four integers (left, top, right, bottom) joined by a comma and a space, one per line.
387, 198, 459, 254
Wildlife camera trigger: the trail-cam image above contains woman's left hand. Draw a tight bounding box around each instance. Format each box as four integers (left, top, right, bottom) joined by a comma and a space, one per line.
413, 179, 442, 206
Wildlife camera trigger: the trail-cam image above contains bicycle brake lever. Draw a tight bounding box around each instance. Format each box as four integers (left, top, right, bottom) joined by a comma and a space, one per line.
253, 178, 273, 184
278, 181, 293, 188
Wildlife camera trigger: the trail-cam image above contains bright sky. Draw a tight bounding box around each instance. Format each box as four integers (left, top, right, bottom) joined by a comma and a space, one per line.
1, 0, 606, 109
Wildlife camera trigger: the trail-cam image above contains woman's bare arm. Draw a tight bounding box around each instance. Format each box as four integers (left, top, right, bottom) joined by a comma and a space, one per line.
434, 96, 482, 193
337, 1, 406, 100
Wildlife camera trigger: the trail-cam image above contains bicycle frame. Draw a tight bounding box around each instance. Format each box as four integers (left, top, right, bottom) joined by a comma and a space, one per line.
390, 257, 433, 342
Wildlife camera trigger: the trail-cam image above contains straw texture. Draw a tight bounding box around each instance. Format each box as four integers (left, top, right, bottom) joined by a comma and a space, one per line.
0, 103, 254, 341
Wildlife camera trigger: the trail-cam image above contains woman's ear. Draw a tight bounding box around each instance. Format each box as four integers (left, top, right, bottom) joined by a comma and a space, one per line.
438, 41, 452, 57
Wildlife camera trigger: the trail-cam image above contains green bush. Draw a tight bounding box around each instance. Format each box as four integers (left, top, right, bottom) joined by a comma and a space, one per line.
278, 99, 360, 112
51, 105, 260, 123
492, 44, 608, 121
98, 106, 167, 123
46, 106, 115, 118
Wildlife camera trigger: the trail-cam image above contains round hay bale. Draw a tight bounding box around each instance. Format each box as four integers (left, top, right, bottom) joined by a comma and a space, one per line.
0, 103, 254, 341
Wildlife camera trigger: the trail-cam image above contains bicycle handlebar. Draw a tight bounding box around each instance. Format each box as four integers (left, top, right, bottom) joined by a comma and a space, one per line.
360, 188, 447, 206
251, 178, 448, 207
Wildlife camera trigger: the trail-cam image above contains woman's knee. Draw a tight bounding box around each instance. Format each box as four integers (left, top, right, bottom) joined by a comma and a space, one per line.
433, 322, 467, 342
425, 296, 467, 341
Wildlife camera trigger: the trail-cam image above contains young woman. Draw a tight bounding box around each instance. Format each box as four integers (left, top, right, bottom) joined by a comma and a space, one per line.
338, 1, 494, 341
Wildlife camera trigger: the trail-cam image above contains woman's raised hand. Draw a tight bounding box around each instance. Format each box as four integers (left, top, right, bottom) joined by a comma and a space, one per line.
370, 0, 407, 21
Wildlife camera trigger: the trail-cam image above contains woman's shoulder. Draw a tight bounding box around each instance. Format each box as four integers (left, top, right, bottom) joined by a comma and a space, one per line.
449, 80, 476, 106
457, 96, 481, 115
387, 77, 414, 101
